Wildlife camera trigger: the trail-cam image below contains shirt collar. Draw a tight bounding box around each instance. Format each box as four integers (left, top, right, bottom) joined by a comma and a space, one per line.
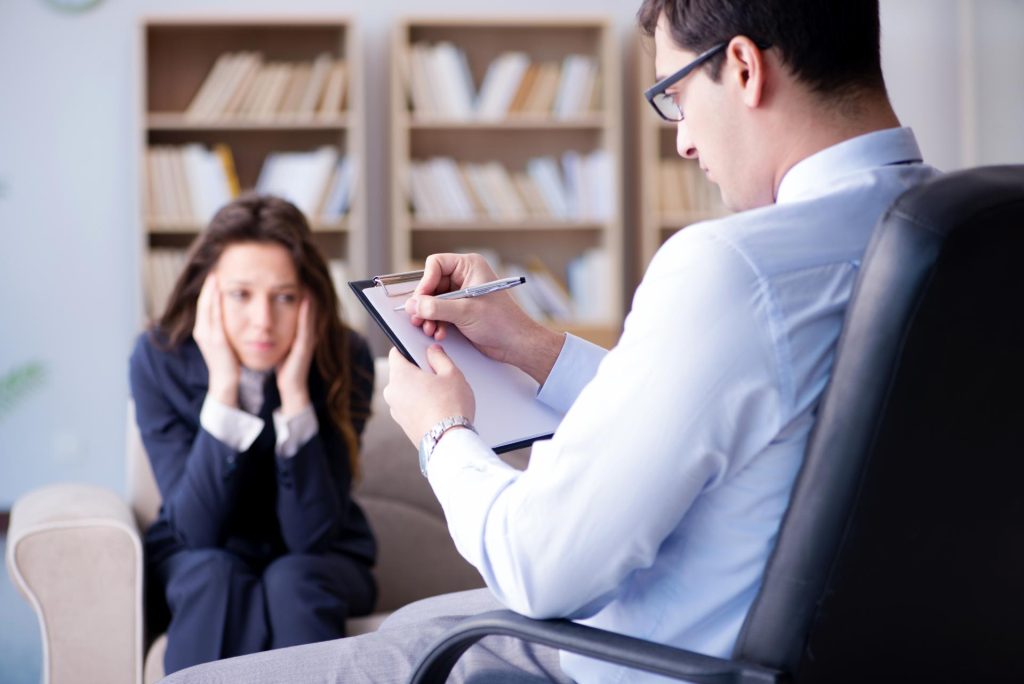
776, 127, 923, 205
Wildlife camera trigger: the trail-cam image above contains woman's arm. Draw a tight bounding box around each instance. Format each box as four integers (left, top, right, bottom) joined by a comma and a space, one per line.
274, 332, 375, 553
129, 334, 244, 548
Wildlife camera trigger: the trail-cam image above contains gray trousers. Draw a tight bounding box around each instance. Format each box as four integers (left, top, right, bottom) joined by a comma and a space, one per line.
160, 588, 575, 683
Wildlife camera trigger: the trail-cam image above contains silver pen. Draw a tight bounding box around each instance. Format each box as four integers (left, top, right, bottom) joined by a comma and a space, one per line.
393, 276, 526, 311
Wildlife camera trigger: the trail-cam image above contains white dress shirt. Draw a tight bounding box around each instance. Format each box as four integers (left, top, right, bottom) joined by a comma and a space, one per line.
199, 367, 318, 458
427, 128, 936, 682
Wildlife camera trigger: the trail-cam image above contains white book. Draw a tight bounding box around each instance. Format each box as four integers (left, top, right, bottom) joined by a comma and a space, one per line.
552, 54, 595, 119
526, 157, 570, 219
256, 145, 339, 217
431, 42, 475, 119
429, 157, 475, 220
561, 151, 584, 220
584, 150, 614, 221
321, 157, 355, 220
408, 43, 439, 116
198, 144, 234, 223
408, 163, 443, 220
567, 248, 611, 322
481, 162, 528, 221
476, 52, 530, 120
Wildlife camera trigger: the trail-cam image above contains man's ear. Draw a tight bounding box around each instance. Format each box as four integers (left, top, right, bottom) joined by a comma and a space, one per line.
726, 36, 767, 109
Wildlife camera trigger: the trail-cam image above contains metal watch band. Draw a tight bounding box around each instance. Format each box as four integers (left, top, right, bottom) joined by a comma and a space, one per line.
418, 415, 476, 477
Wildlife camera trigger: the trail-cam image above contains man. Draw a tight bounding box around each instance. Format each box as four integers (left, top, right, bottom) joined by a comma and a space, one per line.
165, 0, 937, 681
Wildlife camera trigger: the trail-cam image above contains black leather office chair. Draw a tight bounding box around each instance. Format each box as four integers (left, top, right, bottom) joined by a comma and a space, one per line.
410, 165, 1024, 684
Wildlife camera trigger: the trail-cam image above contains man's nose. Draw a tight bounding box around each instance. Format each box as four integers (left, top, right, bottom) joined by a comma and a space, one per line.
676, 121, 698, 159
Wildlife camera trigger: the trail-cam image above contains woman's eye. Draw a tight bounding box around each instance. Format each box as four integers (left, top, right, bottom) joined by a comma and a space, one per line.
227, 290, 248, 301
275, 293, 297, 304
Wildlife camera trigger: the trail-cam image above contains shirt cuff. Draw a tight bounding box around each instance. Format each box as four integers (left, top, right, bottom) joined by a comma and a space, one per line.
200, 396, 265, 453
536, 333, 607, 414
273, 404, 319, 458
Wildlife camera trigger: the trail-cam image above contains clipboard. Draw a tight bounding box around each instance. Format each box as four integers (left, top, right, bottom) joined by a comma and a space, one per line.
350, 271, 564, 453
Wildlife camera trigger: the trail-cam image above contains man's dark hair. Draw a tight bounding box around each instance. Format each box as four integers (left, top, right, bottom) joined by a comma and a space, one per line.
638, 0, 886, 97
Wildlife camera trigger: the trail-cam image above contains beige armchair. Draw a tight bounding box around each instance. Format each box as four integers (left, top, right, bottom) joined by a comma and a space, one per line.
5, 358, 490, 684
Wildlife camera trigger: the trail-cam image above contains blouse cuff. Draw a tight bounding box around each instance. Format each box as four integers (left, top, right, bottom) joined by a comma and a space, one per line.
273, 404, 319, 458
199, 396, 265, 453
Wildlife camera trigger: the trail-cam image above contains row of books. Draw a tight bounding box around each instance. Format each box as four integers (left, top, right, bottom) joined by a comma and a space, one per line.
145, 144, 356, 227
404, 42, 599, 120
185, 52, 347, 122
145, 250, 360, 326
658, 160, 727, 216
466, 248, 612, 323
408, 150, 613, 223
145, 248, 188, 318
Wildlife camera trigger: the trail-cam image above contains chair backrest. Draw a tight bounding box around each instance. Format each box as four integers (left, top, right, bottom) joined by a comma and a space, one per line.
734, 166, 1024, 681
126, 357, 484, 614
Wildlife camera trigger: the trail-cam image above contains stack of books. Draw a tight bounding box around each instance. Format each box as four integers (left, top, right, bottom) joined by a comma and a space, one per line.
145, 248, 188, 318
407, 151, 613, 223
403, 43, 599, 119
145, 144, 356, 227
184, 51, 347, 122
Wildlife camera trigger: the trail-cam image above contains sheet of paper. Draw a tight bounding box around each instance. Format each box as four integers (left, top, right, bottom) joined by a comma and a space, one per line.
362, 284, 564, 451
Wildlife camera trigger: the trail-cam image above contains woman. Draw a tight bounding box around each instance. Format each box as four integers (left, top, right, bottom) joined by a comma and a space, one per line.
129, 194, 376, 674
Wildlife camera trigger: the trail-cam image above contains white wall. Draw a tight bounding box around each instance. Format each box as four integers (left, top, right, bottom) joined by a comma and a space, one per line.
0, 0, 1020, 508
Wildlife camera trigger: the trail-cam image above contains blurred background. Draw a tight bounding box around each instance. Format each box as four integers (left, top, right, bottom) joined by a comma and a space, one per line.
1, 0, 1022, 681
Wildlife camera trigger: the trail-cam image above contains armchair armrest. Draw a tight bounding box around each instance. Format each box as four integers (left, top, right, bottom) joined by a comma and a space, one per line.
5, 483, 145, 684
410, 609, 785, 684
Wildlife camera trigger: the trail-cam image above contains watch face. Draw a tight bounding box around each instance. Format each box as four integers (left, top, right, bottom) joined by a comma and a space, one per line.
46, 0, 102, 12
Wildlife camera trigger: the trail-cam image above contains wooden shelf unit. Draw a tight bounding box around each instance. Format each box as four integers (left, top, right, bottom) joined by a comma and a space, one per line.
390, 17, 624, 349
636, 41, 728, 272
139, 17, 366, 328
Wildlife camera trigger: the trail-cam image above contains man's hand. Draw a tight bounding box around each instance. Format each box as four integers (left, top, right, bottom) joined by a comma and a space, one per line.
383, 345, 476, 446
193, 274, 241, 406
276, 296, 315, 417
403, 253, 565, 385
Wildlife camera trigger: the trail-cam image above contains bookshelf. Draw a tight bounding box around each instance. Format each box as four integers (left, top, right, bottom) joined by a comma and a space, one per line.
390, 17, 624, 349
139, 17, 366, 328
636, 40, 728, 272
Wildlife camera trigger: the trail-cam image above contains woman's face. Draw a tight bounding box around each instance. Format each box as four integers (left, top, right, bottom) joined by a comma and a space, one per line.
215, 241, 302, 371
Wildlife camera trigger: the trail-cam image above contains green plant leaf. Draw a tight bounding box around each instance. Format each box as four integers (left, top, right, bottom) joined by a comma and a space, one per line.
0, 362, 46, 420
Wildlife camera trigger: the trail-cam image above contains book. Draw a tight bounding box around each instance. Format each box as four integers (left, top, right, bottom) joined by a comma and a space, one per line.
350, 273, 564, 452
318, 61, 347, 118
476, 52, 530, 120
297, 53, 334, 120
255, 145, 339, 217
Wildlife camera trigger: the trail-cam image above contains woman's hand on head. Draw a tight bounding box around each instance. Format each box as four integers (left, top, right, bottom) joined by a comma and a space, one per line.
276, 295, 315, 417
194, 273, 241, 406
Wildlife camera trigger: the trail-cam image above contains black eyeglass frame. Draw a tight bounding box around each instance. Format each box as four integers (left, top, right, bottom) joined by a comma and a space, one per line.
643, 40, 770, 122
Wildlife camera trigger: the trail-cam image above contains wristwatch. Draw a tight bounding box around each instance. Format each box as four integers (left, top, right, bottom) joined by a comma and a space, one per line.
418, 415, 476, 477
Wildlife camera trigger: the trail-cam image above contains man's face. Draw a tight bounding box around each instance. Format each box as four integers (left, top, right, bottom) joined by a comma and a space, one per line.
653, 16, 763, 211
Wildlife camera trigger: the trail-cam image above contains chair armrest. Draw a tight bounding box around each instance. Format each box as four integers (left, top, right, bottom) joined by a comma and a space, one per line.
5, 483, 145, 684
410, 609, 785, 684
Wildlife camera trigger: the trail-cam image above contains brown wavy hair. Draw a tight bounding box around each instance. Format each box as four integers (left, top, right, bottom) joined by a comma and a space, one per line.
155, 193, 365, 474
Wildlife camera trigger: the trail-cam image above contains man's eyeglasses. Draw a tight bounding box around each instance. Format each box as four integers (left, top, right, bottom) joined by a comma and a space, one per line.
643, 42, 728, 122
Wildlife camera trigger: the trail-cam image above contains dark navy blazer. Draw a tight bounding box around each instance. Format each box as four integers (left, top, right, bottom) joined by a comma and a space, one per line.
129, 329, 377, 569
